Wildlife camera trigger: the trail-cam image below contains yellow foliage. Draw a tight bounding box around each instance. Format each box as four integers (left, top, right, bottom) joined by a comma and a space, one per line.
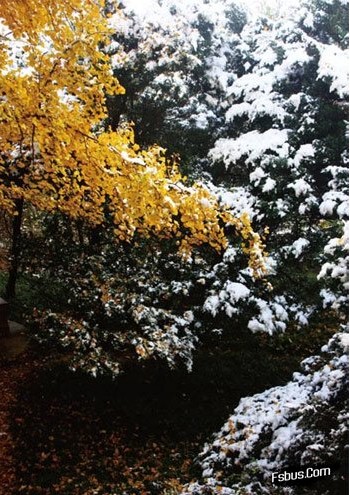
0, 0, 266, 277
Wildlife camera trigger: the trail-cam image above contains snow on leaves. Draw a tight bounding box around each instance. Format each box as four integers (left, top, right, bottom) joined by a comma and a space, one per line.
181, 331, 349, 495
0, 0, 266, 265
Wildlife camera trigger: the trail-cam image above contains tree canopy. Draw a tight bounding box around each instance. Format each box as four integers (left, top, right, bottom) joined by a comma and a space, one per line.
0, 0, 265, 261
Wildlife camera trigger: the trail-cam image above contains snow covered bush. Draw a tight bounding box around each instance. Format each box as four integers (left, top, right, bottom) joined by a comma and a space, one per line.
28, 212, 266, 378
318, 158, 349, 314
30, 233, 203, 377
106, 0, 247, 168
206, 0, 349, 324
181, 330, 349, 495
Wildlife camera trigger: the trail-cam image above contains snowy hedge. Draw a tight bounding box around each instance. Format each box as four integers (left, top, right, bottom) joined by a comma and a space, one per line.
181, 331, 349, 495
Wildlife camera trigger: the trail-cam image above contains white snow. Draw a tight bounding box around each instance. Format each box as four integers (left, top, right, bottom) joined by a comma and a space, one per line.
288, 178, 312, 197
262, 177, 276, 192
182, 332, 348, 495
317, 44, 349, 98
210, 129, 290, 168
293, 144, 315, 167
249, 167, 266, 185
204, 281, 250, 317
290, 238, 310, 257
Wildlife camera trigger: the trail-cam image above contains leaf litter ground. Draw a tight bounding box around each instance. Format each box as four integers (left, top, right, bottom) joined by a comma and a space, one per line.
0, 325, 335, 495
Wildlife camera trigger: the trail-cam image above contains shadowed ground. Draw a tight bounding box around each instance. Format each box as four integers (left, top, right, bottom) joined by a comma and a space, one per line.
0, 324, 336, 495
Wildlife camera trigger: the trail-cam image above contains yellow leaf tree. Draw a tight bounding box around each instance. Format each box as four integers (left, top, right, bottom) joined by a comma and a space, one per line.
0, 0, 265, 298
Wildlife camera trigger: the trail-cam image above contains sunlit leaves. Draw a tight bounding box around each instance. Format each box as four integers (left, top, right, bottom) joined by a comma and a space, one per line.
0, 0, 265, 275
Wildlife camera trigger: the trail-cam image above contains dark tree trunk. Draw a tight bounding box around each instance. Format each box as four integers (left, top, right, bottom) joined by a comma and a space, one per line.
5, 198, 24, 300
